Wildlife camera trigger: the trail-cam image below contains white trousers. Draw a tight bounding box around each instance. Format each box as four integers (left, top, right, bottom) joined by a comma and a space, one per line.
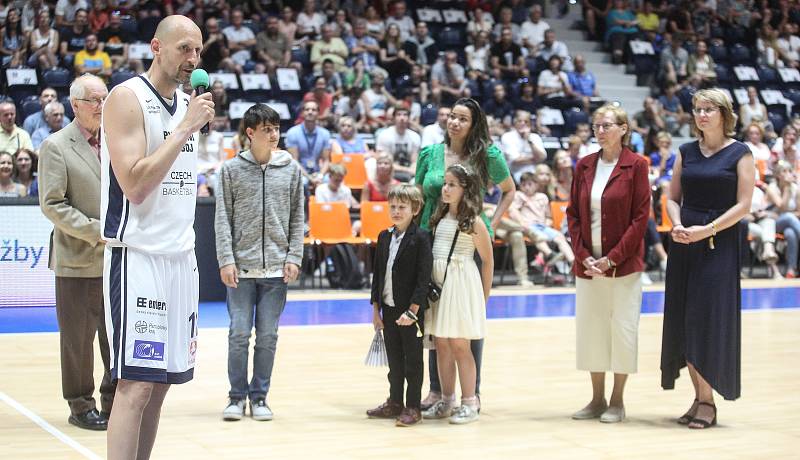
575, 272, 642, 374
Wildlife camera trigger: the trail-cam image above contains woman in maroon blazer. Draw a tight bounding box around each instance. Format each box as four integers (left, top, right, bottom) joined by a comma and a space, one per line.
566, 104, 651, 423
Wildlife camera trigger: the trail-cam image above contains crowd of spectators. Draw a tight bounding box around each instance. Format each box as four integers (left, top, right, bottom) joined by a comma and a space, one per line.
3, 0, 800, 284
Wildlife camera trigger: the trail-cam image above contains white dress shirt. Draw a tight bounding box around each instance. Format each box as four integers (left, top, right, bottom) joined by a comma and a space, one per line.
382, 229, 406, 306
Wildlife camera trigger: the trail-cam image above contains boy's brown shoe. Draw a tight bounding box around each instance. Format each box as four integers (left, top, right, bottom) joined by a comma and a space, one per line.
395, 407, 422, 427
366, 399, 403, 418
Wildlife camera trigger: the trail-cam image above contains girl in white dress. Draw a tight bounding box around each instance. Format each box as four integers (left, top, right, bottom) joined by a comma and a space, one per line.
422, 164, 493, 425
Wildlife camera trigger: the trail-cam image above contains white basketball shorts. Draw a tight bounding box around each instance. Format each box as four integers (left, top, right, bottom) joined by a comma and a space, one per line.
104, 246, 199, 384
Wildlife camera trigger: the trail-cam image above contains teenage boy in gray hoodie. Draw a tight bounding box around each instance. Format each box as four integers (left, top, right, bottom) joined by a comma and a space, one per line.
214, 104, 304, 422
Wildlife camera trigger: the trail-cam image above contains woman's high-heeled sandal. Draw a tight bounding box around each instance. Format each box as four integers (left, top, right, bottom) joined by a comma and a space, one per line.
677, 399, 699, 425
688, 402, 717, 429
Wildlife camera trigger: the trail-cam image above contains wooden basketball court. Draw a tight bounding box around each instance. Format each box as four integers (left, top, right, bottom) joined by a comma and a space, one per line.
1, 282, 798, 459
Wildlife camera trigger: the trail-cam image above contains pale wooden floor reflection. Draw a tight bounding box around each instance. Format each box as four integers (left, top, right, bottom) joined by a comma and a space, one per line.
1, 309, 798, 459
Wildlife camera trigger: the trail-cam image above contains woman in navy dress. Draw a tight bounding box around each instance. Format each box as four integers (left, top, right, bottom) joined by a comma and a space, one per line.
660, 89, 755, 429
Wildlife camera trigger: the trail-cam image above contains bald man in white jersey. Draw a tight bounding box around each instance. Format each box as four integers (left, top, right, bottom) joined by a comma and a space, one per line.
100, 15, 213, 460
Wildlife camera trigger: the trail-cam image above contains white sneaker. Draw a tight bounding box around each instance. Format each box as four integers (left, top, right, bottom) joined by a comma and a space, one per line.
422, 399, 453, 419
250, 399, 274, 421
222, 399, 245, 421
518, 279, 534, 288
449, 405, 479, 424
641, 272, 653, 285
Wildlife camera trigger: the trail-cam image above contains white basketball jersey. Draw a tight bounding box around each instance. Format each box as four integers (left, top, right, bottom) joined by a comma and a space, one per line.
100, 74, 198, 254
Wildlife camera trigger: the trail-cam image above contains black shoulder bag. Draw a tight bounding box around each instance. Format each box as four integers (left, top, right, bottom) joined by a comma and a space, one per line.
427, 228, 460, 303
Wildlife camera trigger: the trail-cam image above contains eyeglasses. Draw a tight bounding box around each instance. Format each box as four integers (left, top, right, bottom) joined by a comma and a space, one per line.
76, 97, 106, 106
692, 107, 719, 115
591, 123, 619, 132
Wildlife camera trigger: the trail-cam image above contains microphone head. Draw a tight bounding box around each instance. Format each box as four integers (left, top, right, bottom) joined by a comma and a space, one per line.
190, 68, 210, 89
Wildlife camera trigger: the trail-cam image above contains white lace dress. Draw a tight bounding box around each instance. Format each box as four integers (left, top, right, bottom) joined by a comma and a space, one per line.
427, 216, 487, 339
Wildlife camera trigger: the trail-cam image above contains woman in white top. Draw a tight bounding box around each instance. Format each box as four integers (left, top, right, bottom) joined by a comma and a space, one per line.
537, 55, 577, 110
566, 104, 650, 423
687, 40, 717, 86
739, 86, 770, 132
765, 160, 800, 277
27, 9, 58, 70
466, 8, 494, 41
771, 125, 800, 170
364, 5, 385, 41
465, 30, 491, 78
743, 122, 772, 175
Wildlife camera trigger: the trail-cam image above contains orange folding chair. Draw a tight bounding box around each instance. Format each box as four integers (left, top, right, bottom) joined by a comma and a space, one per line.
307, 200, 365, 245
331, 153, 368, 190
755, 158, 768, 181
360, 201, 392, 243
550, 201, 569, 231
655, 194, 673, 233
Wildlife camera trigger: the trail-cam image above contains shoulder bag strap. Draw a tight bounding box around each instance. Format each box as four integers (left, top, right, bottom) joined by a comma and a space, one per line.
441, 228, 460, 288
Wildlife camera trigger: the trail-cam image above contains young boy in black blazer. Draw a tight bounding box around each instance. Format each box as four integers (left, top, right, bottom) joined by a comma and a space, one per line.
367, 184, 433, 426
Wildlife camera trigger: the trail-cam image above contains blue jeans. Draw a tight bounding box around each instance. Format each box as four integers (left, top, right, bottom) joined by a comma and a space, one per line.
227, 277, 288, 401
777, 213, 800, 271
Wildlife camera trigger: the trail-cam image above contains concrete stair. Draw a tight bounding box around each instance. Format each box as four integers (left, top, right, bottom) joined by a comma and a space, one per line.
544, 7, 649, 116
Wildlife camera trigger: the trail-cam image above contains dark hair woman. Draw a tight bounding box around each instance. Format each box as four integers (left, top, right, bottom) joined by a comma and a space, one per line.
415, 97, 515, 413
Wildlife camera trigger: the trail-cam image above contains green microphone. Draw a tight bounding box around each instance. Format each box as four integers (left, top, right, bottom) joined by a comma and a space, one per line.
190, 68, 210, 134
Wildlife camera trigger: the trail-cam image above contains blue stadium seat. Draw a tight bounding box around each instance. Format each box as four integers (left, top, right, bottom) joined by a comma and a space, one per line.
120, 16, 137, 36
110, 69, 136, 88
420, 103, 438, 126
290, 47, 310, 72
757, 65, 780, 88
60, 96, 74, 120
715, 64, 733, 85
709, 42, 728, 63
563, 108, 590, 134
729, 44, 754, 66
438, 27, 464, 50
466, 79, 483, 104
21, 95, 40, 119
768, 111, 787, 134
42, 67, 72, 96
677, 86, 695, 112
782, 88, 800, 106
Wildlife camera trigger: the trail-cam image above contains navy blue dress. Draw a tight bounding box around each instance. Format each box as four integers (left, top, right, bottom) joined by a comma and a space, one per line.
660, 140, 751, 401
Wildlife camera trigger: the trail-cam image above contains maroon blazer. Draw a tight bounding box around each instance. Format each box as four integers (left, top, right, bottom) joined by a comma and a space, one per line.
567, 147, 651, 279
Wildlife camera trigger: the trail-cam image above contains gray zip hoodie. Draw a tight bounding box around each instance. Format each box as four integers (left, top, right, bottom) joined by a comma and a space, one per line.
214, 149, 304, 272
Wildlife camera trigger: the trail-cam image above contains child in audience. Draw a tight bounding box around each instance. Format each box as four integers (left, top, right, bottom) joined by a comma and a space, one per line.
366, 185, 433, 426
315, 163, 360, 234
510, 169, 575, 268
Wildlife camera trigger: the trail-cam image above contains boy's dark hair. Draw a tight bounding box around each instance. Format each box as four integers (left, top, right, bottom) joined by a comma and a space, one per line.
519, 172, 536, 184
242, 103, 281, 132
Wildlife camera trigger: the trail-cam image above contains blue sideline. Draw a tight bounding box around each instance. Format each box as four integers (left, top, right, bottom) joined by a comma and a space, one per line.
1, 286, 797, 334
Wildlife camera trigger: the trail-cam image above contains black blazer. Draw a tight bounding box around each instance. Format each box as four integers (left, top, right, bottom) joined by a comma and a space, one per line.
370, 222, 433, 312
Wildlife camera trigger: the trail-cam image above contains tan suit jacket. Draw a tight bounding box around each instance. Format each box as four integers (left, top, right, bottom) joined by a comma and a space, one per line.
38, 120, 104, 277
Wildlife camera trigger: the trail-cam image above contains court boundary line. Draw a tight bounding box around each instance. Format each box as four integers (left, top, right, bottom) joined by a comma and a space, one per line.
0, 307, 797, 336
0, 390, 102, 460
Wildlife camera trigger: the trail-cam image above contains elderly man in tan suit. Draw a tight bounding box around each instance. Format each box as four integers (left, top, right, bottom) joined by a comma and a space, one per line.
38, 73, 115, 431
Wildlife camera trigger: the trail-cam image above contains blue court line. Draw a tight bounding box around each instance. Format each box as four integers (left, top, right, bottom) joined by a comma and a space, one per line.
1, 287, 798, 334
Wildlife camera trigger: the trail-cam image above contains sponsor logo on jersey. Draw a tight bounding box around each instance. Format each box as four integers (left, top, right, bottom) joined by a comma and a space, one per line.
161, 169, 196, 196
133, 340, 165, 361
145, 102, 160, 115
134, 320, 168, 335
137, 297, 167, 311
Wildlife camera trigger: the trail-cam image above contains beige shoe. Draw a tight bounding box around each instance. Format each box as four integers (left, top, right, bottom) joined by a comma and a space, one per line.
599, 405, 626, 423
571, 400, 608, 420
